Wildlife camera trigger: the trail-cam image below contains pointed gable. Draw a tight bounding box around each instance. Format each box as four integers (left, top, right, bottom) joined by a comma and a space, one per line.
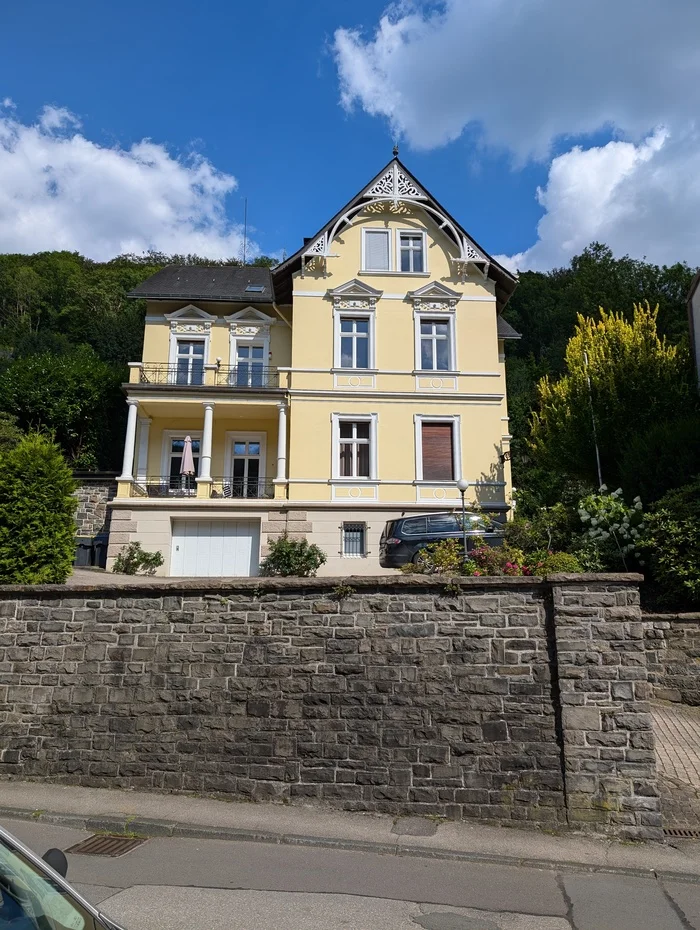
327, 279, 383, 310
273, 155, 518, 312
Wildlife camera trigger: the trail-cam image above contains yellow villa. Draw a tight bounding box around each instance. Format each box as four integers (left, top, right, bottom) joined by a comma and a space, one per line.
109, 156, 520, 576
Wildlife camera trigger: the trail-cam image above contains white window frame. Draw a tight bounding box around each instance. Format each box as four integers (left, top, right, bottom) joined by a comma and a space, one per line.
342, 522, 367, 558
414, 311, 457, 372
414, 414, 462, 482
361, 228, 392, 273
331, 413, 378, 481
223, 431, 267, 481
333, 309, 375, 370
168, 335, 208, 385
396, 228, 428, 274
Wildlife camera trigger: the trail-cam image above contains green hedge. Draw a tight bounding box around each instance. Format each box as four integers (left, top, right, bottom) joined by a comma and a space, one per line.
0, 435, 77, 584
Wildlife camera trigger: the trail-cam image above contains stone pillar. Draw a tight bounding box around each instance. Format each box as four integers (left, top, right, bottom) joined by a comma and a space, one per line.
136, 417, 151, 483
117, 400, 139, 485
551, 573, 662, 841
197, 402, 215, 498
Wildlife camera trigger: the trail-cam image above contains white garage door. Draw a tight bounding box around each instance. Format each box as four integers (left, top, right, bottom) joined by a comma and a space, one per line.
170, 520, 260, 577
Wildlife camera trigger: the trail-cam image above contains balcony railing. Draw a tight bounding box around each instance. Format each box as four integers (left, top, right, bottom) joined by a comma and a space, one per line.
131, 476, 275, 499
138, 364, 280, 389
209, 478, 275, 499
133, 476, 198, 497
215, 366, 280, 389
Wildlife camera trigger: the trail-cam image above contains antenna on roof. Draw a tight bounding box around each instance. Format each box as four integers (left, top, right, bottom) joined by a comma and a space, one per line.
392, 141, 399, 158
242, 197, 248, 266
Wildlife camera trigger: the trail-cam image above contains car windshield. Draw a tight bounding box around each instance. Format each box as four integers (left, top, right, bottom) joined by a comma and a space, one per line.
0, 835, 96, 930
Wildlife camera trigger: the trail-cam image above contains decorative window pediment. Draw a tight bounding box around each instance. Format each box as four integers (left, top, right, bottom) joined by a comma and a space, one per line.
407, 281, 461, 312
327, 279, 383, 310
165, 304, 215, 335
224, 306, 275, 337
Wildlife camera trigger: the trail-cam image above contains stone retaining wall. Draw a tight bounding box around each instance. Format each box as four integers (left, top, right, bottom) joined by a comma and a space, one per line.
0, 574, 660, 839
74, 474, 118, 538
644, 613, 700, 704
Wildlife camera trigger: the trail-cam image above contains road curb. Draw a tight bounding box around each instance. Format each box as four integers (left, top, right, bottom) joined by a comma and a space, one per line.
2, 804, 699, 883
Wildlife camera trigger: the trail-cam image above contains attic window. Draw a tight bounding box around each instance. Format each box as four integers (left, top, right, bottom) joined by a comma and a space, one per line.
245, 285, 265, 293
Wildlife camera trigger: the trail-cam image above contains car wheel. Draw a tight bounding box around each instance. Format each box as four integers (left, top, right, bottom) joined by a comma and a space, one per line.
412, 550, 433, 572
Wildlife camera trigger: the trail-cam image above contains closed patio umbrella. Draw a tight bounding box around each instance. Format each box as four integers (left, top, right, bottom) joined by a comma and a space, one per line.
180, 435, 196, 489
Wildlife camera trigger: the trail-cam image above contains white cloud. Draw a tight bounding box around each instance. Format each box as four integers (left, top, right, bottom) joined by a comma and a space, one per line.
496, 128, 700, 271
0, 105, 255, 261
334, 0, 700, 159
334, 1, 700, 269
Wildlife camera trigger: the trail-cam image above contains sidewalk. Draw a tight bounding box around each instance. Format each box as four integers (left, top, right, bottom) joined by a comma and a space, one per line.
3, 779, 700, 881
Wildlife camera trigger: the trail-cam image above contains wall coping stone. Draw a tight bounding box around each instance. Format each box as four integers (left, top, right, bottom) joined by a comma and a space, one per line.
0, 572, 640, 598
643, 612, 700, 622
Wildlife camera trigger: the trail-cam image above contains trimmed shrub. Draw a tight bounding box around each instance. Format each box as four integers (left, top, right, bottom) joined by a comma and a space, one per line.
0, 434, 77, 584
643, 479, 700, 606
112, 542, 164, 576
526, 550, 584, 574
259, 534, 327, 577
468, 544, 527, 576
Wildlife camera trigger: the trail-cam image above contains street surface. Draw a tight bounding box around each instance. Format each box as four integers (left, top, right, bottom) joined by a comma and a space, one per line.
6, 817, 700, 930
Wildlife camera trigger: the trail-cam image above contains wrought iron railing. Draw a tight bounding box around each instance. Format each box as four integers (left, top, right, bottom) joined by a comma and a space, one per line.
138, 364, 280, 389
214, 366, 280, 389
209, 477, 275, 499
132, 476, 198, 497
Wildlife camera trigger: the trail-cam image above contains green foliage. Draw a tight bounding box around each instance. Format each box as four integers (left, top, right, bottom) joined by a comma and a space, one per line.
414, 538, 464, 574
259, 534, 327, 577
0, 413, 22, 452
642, 479, 700, 605
0, 345, 124, 468
0, 434, 77, 584
617, 412, 700, 503
526, 551, 584, 574
530, 303, 694, 491
331, 583, 356, 600
504, 244, 697, 509
505, 502, 581, 552
467, 544, 527, 576
112, 542, 164, 576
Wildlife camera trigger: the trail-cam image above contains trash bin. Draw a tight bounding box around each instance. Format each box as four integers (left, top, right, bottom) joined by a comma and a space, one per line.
74, 537, 93, 567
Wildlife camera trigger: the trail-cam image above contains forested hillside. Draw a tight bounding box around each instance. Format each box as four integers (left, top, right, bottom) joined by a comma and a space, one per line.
0, 243, 696, 497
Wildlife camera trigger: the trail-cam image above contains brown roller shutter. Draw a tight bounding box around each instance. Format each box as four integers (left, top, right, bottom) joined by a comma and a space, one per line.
422, 422, 454, 480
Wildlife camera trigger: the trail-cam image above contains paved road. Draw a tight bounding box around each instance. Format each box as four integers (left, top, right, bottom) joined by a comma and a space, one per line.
6, 818, 700, 930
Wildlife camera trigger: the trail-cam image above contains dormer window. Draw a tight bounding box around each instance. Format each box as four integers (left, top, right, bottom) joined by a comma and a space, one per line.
362, 229, 391, 272
399, 231, 425, 273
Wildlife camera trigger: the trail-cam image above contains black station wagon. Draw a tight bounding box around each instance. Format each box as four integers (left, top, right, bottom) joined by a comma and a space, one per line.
379, 511, 504, 568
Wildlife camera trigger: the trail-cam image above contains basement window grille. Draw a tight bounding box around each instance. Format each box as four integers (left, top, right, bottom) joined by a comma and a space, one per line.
343, 523, 366, 558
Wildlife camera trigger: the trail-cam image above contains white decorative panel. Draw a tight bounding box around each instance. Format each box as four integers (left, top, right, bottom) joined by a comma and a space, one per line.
334, 373, 376, 390
332, 484, 378, 501
415, 376, 457, 392
416, 485, 461, 503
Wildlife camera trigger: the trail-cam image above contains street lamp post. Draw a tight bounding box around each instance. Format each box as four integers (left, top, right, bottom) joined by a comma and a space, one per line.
456, 478, 470, 563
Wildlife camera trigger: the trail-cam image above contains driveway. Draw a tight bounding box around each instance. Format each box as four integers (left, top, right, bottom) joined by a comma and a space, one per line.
652, 702, 700, 833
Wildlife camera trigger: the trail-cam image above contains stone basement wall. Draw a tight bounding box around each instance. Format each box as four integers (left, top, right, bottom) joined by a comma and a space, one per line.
73, 474, 118, 537
644, 613, 700, 704
0, 574, 660, 840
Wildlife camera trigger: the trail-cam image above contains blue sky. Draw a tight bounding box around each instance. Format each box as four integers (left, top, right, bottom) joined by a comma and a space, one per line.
1, 0, 698, 270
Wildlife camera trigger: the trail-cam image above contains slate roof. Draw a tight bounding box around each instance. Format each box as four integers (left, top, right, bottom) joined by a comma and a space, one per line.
128, 266, 274, 303
497, 316, 522, 340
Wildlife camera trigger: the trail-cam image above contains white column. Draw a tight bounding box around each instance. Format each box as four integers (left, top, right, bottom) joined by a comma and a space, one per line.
136, 417, 151, 482
198, 402, 215, 481
118, 400, 139, 481
275, 402, 288, 482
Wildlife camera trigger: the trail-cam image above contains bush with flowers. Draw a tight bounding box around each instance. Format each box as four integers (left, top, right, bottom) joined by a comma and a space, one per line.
577, 486, 645, 570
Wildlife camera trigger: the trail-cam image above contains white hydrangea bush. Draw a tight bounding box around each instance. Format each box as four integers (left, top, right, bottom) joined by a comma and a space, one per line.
578, 486, 646, 569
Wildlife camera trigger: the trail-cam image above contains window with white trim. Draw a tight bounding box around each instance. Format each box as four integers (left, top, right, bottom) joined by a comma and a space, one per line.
175, 339, 205, 385
339, 317, 370, 369
419, 318, 451, 371
399, 231, 425, 273
362, 229, 391, 271
342, 522, 366, 558
339, 421, 371, 478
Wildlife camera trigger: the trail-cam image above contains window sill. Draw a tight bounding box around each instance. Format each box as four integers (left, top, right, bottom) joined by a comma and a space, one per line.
330, 478, 377, 483
332, 368, 379, 374
358, 271, 430, 277
413, 370, 460, 376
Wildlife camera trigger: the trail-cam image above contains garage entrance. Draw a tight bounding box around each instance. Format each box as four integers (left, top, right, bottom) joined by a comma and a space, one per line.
170, 519, 260, 576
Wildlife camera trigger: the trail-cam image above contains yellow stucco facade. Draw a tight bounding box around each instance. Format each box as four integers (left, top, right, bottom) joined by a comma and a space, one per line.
109, 158, 518, 576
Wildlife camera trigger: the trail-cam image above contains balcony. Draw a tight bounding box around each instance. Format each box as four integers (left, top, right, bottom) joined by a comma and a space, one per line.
131, 476, 275, 500
135, 364, 281, 390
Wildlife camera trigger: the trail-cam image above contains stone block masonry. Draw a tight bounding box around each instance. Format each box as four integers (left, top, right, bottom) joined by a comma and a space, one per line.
644, 612, 700, 704
73, 474, 117, 537
0, 573, 660, 839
